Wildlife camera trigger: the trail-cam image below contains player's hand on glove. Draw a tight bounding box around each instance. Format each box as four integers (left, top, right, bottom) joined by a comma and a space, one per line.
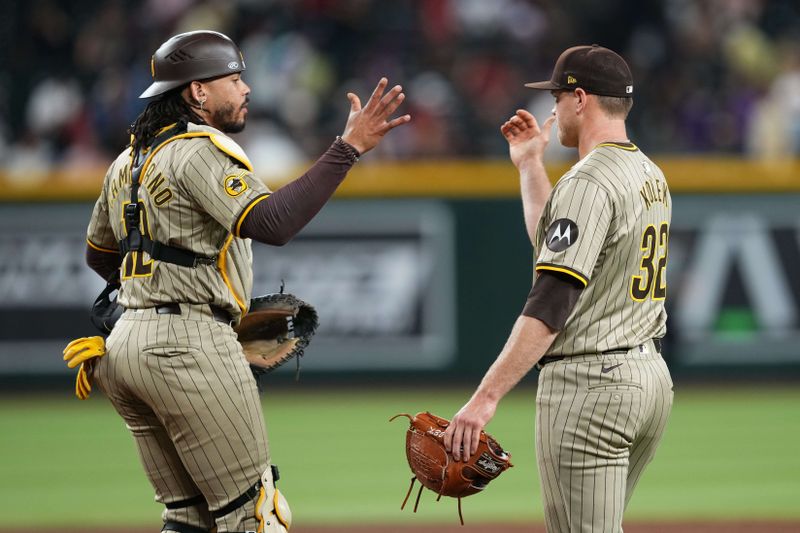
501, 109, 556, 170
392, 411, 512, 525
444, 394, 499, 462
63, 336, 106, 400
340, 77, 411, 155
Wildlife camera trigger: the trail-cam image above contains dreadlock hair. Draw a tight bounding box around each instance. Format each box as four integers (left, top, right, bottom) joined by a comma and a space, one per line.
128, 88, 204, 156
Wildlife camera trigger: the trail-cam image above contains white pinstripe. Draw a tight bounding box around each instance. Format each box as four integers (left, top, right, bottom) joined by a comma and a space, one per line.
95, 306, 270, 531
535, 341, 673, 532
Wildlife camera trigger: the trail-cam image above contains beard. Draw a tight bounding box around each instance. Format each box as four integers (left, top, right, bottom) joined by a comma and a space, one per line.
212, 101, 247, 134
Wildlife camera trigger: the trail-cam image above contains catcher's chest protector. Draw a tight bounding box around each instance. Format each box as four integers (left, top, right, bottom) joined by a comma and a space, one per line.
390, 412, 513, 525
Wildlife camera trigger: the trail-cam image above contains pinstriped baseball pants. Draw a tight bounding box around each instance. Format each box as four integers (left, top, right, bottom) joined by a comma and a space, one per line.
535, 340, 673, 533
94, 305, 270, 531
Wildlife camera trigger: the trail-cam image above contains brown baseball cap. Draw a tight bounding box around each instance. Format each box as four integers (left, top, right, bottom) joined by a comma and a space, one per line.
140, 31, 246, 99
525, 44, 633, 98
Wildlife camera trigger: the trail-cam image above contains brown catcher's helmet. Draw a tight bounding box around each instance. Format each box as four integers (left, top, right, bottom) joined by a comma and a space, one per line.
140, 30, 246, 99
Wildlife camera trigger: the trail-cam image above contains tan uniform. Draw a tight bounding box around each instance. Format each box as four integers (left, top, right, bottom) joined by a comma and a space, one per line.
86, 123, 273, 531
87, 123, 270, 320
533, 142, 674, 532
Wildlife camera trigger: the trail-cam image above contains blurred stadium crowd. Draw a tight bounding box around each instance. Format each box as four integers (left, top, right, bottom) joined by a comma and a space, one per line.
1, 0, 799, 180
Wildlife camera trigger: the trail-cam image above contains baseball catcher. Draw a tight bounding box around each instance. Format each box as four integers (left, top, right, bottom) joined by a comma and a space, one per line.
235, 292, 319, 378
390, 411, 512, 525
72, 26, 409, 532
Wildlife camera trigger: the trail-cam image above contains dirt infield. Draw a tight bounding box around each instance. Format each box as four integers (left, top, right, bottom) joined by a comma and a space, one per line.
6, 522, 800, 533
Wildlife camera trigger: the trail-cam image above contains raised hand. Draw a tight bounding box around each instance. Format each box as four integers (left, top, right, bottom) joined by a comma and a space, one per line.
501, 109, 556, 169
340, 77, 411, 155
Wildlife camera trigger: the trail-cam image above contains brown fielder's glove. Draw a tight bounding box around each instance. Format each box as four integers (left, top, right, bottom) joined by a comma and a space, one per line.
390, 411, 513, 525
235, 293, 319, 377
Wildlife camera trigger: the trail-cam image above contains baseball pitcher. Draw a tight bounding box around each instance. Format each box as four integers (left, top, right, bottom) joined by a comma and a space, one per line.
444, 45, 673, 532
71, 30, 409, 533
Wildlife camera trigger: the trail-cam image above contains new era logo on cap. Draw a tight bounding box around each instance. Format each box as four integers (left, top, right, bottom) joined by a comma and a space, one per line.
567, 75, 577, 84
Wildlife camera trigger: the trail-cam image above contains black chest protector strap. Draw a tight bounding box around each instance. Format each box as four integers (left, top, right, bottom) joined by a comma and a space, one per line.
118, 122, 216, 268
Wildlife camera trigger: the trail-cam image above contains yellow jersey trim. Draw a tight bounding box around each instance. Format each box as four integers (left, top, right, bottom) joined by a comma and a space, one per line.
535, 264, 588, 287
210, 134, 254, 172
217, 234, 247, 315
135, 132, 215, 184
86, 239, 117, 254
595, 142, 639, 152
234, 194, 270, 237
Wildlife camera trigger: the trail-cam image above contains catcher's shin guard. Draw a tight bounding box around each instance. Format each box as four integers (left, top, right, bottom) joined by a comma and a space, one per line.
256, 464, 292, 532
212, 465, 290, 532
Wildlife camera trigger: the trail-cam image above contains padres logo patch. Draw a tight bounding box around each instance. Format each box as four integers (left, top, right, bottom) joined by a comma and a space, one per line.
224, 172, 248, 197
545, 218, 579, 252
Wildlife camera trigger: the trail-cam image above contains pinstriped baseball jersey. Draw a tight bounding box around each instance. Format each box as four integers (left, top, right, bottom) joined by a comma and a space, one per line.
87, 123, 270, 321
534, 142, 671, 356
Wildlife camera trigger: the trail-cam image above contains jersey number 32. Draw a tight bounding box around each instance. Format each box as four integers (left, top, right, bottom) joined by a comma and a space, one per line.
630, 222, 668, 302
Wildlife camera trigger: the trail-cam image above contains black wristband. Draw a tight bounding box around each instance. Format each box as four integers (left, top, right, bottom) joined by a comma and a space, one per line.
334, 136, 360, 163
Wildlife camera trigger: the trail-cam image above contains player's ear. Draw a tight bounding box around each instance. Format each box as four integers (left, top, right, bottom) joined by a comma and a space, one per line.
574, 88, 587, 114
187, 81, 206, 105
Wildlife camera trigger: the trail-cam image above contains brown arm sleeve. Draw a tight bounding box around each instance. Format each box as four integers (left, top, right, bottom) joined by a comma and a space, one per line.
238, 137, 359, 245
522, 270, 584, 331
86, 244, 121, 282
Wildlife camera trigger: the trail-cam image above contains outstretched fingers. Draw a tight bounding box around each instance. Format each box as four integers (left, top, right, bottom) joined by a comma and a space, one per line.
347, 92, 362, 113
340, 76, 411, 154
364, 77, 389, 112
381, 113, 412, 134
378, 85, 404, 114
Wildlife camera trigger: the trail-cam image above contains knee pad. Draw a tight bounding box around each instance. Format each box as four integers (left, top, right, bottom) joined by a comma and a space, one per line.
256, 464, 292, 532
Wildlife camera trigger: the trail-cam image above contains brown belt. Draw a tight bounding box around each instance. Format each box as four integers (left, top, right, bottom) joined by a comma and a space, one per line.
536, 338, 662, 370
155, 303, 234, 326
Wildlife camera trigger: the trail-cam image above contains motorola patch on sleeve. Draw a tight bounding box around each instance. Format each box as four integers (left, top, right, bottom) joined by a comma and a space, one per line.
545, 218, 579, 252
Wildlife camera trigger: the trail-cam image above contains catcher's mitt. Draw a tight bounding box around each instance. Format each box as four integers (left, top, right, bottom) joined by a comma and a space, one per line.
235, 293, 318, 377
390, 411, 512, 525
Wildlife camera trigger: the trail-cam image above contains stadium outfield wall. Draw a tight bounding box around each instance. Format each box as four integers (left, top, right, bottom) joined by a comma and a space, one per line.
1, 158, 800, 200
1, 159, 799, 384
